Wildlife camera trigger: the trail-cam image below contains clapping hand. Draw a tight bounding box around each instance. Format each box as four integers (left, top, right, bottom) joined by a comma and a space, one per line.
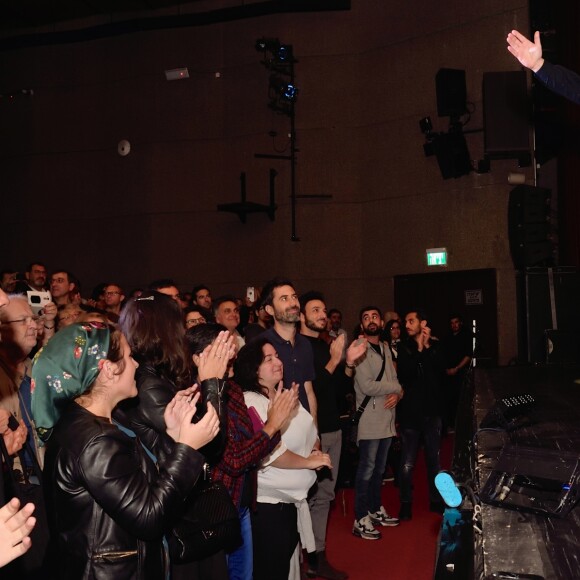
178, 402, 221, 450
0, 498, 35, 568
165, 386, 199, 441
197, 331, 236, 381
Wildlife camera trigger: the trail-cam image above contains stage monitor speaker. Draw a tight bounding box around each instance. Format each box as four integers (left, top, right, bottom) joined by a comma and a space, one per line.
483, 71, 530, 158
436, 68, 467, 118
508, 185, 552, 269
480, 444, 580, 517
433, 131, 472, 179
480, 394, 535, 431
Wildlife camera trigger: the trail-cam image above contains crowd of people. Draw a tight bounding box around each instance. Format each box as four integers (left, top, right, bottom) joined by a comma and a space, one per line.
0, 262, 477, 580
1, 25, 578, 580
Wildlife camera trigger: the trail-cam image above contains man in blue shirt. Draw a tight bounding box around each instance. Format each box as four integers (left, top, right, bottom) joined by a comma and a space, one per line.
260, 277, 317, 426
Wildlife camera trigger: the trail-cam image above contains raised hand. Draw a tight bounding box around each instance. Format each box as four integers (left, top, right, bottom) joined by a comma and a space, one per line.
346, 337, 367, 365
507, 30, 544, 72
329, 333, 345, 365
197, 331, 236, 381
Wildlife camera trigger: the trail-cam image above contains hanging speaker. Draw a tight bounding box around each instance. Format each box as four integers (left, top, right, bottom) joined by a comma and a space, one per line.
436, 68, 467, 118
483, 71, 530, 159
508, 185, 552, 269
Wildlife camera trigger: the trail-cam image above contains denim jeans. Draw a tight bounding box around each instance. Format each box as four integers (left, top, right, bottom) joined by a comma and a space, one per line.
226, 506, 252, 580
354, 437, 392, 520
399, 416, 442, 504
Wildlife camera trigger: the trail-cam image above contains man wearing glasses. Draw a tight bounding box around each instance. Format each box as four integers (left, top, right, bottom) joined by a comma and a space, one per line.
103, 283, 126, 322
0, 295, 46, 467
184, 306, 207, 329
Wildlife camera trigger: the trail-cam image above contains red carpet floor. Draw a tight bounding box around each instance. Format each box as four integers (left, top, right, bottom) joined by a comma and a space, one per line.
323, 434, 454, 580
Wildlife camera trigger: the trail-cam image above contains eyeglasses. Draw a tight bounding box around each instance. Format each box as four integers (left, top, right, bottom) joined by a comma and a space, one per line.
105, 291, 121, 296
186, 318, 206, 327
5, 316, 41, 326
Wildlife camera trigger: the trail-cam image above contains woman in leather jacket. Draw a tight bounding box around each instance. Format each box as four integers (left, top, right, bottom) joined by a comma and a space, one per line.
118, 293, 237, 580
31, 322, 220, 580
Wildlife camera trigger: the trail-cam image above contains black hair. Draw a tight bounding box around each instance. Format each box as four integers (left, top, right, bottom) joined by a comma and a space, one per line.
185, 322, 227, 357
192, 284, 210, 297
406, 308, 428, 322
359, 305, 383, 322
148, 278, 177, 291
212, 295, 239, 315
119, 290, 190, 387
234, 336, 272, 397
298, 290, 325, 314
260, 276, 295, 308
328, 308, 341, 318
26, 262, 46, 273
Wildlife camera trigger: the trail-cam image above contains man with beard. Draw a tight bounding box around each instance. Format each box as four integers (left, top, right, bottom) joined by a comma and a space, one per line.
300, 291, 366, 579
352, 306, 402, 540
15, 262, 48, 293
396, 309, 445, 520
261, 277, 317, 423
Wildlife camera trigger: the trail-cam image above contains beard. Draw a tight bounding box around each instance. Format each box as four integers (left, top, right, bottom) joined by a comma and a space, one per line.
274, 308, 300, 324
305, 317, 327, 332
363, 324, 381, 337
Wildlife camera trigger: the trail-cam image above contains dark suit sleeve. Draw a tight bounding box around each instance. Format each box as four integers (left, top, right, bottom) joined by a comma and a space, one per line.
535, 61, 580, 105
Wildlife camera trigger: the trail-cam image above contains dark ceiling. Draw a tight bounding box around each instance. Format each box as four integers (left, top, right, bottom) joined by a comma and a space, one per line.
1, 1, 197, 31
0, 1, 350, 50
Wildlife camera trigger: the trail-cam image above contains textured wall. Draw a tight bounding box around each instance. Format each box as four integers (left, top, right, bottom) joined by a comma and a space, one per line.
0, 1, 529, 363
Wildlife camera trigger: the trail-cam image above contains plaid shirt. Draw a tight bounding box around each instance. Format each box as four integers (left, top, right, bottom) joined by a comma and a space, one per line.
210, 380, 281, 508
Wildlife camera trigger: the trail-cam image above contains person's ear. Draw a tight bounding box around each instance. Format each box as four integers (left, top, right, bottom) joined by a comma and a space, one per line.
299, 312, 305, 325
420, 319, 427, 328
192, 354, 201, 367
98, 360, 116, 383
265, 304, 274, 317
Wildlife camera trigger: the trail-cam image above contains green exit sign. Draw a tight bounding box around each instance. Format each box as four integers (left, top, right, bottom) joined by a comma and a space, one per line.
426, 248, 447, 266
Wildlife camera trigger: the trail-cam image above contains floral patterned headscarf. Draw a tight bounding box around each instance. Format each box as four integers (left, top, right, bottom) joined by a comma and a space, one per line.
31, 322, 110, 442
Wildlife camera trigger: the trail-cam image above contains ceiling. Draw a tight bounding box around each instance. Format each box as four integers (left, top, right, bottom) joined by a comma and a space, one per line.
0, 1, 350, 49
1, 1, 197, 32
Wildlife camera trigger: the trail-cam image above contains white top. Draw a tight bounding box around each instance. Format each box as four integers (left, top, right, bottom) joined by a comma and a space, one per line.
243, 390, 317, 504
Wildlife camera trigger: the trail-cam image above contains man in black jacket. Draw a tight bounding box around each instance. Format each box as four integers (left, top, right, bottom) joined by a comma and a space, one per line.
300, 291, 365, 579
396, 310, 445, 520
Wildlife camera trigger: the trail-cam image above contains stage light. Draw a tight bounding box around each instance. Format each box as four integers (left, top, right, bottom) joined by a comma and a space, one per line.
255, 37, 280, 53
269, 75, 299, 102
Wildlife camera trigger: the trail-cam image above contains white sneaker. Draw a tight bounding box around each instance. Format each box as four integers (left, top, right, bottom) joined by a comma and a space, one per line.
368, 505, 399, 527
352, 514, 382, 540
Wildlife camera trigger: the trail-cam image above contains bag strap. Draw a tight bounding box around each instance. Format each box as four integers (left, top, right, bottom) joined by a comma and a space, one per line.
375, 345, 387, 382
354, 395, 371, 416
356, 344, 388, 417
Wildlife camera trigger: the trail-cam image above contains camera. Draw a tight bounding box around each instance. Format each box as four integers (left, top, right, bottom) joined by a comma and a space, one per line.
27, 290, 52, 315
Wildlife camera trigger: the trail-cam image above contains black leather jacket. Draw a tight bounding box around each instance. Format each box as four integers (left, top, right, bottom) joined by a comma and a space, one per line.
115, 365, 180, 462
43, 402, 204, 580
117, 365, 227, 464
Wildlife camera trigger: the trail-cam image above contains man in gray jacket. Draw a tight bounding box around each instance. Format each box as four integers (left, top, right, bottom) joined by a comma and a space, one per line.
352, 306, 403, 540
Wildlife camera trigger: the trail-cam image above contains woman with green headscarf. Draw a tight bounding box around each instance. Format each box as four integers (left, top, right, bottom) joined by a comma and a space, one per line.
31, 322, 220, 580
